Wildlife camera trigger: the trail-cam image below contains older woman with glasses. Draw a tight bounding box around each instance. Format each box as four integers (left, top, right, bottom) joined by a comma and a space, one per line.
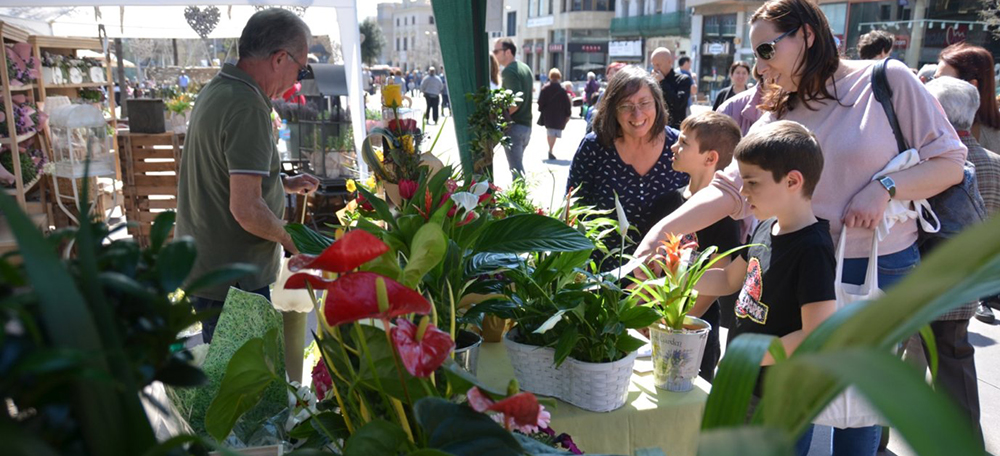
633, 0, 969, 453
568, 65, 688, 270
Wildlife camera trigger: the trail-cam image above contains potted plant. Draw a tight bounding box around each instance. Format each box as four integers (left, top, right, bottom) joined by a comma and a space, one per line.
165, 92, 194, 133
631, 234, 749, 392
466, 86, 520, 177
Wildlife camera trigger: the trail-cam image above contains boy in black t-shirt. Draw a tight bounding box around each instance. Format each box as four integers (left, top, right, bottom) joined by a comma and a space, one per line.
650, 111, 742, 382
695, 121, 837, 389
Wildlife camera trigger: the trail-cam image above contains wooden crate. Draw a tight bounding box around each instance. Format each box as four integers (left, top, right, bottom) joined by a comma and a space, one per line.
118, 132, 183, 247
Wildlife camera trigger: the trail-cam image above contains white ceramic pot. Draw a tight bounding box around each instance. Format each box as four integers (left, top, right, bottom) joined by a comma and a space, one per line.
650, 316, 711, 392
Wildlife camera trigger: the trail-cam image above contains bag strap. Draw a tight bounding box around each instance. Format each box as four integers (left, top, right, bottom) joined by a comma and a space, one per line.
871, 59, 909, 153
835, 228, 880, 302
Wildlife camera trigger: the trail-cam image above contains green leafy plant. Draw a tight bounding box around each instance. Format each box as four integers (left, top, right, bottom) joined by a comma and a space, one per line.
697, 214, 1000, 455
465, 87, 520, 177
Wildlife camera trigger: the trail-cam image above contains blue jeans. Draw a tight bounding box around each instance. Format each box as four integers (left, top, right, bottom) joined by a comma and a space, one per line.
504, 124, 532, 175
190, 285, 271, 344
803, 242, 919, 455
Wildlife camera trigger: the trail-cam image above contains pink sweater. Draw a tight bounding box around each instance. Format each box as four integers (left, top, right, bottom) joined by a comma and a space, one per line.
714, 59, 968, 258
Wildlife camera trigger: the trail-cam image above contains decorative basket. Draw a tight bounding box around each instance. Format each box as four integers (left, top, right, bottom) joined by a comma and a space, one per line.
564, 351, 637, 412
502, 330, 562, 398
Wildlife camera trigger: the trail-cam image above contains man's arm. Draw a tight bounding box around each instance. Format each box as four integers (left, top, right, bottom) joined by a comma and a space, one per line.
230, 174, 298, 254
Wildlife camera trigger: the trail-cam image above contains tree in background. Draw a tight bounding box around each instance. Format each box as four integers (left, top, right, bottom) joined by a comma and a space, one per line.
360, 18, 385, 66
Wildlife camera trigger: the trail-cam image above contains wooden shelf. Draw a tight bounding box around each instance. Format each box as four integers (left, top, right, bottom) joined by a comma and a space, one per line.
29, 35, 101, 51
4, 173, 40, 195
0, 211, 47, 253
9, 83, 35, 92
0, 130, 37, 145
44, 82, 109, 90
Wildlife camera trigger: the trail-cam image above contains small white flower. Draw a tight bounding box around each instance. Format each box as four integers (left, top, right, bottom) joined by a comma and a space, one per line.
470, 181, 490, 196
614, 192, 630, 236
451, 192, 479, 213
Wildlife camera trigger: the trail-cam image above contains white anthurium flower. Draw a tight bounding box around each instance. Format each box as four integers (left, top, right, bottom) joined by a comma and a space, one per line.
470, 180, 490, 196
614, 192, 630, 236
451, 192, 479, 213
285, 382, 318, 432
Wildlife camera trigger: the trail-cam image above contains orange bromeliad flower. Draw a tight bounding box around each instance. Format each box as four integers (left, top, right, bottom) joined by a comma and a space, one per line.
658, 233, 698, 276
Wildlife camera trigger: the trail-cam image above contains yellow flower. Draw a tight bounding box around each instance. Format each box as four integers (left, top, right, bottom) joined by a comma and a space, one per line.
375, 149, 384, 162
365, 176, 377, 189
346, 179, 357, 192
334, 228, 345, 240
401, 135, 415, 155
382, 84, 403, 108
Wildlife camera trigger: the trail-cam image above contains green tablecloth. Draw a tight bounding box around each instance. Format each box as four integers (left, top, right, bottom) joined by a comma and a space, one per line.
476, 342, 710, 456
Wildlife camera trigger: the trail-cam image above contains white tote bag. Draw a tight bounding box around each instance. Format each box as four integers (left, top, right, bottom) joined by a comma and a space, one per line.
813, 230, 886, 428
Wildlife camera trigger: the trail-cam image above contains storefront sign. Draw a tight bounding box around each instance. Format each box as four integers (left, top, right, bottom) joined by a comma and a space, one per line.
527, 16, 555, 28
894, 34, 909, 50
548, 43, 564, 53
568, 42, 607, 53
608, 40, 643, 57
707, 43, 727, 55
535, 43, 545, 54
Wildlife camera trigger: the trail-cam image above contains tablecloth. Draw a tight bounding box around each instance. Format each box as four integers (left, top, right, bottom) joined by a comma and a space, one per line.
476, 342, 710, 456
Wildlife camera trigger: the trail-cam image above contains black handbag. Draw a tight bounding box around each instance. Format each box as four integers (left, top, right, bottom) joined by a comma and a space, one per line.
870, 59, 986, 248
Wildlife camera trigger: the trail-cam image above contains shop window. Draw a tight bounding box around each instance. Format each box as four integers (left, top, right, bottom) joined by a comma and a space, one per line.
507, 11, 517, 36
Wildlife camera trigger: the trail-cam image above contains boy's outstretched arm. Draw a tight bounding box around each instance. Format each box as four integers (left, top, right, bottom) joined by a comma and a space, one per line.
695, 256, 747, 298
689, 255, 731, 318
762, 299, 837, 365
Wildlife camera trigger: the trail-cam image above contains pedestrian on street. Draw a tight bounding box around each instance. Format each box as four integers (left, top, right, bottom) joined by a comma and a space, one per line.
493, 37, 534, 175
677, 55, 697, 110
634, 0, 971, 453
584, 71, 600, 117
650, 48, 693, 129
568, 65, 688, 269
712, 61, 753, 111
176, 8, 320, 343
420, 66, 444, 124
858, 29, 894, 60
538, 68, 572, 161
440, 72, 451, 116
936, 43, 1000, 154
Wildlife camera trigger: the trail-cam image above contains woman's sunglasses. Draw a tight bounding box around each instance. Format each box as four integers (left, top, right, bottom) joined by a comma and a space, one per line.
754, 26, 800, 61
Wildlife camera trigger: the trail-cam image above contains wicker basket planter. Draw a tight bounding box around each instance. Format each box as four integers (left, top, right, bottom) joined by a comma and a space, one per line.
503, 329, 636, 412
650, 316, 711, 392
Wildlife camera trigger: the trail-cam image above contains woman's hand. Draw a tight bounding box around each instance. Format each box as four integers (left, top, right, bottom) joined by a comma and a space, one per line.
843, 180, 891, 230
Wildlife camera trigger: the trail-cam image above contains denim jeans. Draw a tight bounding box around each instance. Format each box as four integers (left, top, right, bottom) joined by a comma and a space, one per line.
190, 285, 271, 344
503, 124, 532, 175
796, 424, 883, 456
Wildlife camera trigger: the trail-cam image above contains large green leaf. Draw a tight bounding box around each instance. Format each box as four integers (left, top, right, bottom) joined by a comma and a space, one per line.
148, 211, 176, 254
402, 223, 447, 288
155, 237, 197, 292
697, 427, 793, 456
473, 214, 594, 253
702, 334, 781, 430
285, 223, 334, 255
414, 397, 524, 456
358, 185, 398, 230
343, 419, 410, 456
204, 328, 282, 441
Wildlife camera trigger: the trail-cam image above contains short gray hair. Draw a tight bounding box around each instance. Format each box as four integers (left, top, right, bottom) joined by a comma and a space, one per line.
926, 76, 979, 131
238, 8, 311, 60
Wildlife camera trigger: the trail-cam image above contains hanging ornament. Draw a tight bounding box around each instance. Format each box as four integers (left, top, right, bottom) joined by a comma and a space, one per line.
184, 6, 221, 39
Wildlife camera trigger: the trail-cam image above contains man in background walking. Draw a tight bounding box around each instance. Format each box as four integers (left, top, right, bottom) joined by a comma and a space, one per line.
493, 37, 534, 175
420, 67, 444, 124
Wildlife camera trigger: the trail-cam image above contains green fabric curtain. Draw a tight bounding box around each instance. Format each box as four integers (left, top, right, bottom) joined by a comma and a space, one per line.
432, 0, 489, 178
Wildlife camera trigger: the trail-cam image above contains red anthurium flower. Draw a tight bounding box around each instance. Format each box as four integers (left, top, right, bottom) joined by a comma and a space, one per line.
319, 272, 431, 326
391, 318, 455, 378
466, 387, 544, 432
388, 118, 418, 134
288, 230, 388, 273
399, 179, 418, 200
456, 212, 477, 227
311, 361, 333, 401
356, 194, 375, 212
284, 273, 336, 290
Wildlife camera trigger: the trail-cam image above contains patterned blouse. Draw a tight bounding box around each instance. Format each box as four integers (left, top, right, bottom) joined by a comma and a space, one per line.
567, 127, 689, 267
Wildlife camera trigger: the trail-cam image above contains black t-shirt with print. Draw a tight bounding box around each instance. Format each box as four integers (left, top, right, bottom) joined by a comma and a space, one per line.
728, 218, 836, 345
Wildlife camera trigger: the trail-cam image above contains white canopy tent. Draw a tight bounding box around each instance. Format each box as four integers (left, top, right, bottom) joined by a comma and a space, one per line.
2, 1, 366, 176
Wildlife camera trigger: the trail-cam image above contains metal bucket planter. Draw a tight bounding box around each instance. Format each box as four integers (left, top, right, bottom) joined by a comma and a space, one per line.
453, 329, 483, 375
650, 316, 711, 392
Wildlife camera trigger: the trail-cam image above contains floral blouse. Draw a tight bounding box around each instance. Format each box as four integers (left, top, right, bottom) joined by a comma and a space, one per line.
567, 127, 689, 268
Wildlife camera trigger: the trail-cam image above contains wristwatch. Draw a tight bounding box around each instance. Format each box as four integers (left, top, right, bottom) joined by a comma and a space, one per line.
877, 176, 896, 199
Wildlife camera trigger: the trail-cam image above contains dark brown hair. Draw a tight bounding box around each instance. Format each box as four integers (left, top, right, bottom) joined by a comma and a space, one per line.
680, 112, 742, 170
940, 43, 1000, 130
735, 120, 824, 198
489, 54, 500, 86
730, 61, 752, 76
857, 30, 894, 59
751, 0, 841, 117
496, 37, 517, 57
591, 65, 668, 148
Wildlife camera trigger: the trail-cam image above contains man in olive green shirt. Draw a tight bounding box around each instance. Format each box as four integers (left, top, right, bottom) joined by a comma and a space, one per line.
493, 37, 534, 175
177, 9, 319, 342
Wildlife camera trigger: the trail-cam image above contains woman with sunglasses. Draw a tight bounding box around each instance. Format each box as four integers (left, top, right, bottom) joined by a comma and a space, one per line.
634, 0, 967, 453
568, 65, 688, 270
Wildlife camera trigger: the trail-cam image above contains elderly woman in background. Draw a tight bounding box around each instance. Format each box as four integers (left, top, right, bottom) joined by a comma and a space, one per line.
936, 43, 1000, 152
538, 68, 573, 161
568, 65, 688, 269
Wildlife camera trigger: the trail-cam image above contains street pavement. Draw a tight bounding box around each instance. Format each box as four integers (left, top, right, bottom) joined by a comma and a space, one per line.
405, 90, 999, 456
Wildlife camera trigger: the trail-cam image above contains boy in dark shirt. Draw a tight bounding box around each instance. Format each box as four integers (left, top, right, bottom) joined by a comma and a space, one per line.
651, 111, 742, 382
695, 120, 837, 391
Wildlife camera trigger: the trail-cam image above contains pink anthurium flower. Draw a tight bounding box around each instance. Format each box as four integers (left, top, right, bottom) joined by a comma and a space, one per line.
391, 317, 454, 378
287, 229, 388, 273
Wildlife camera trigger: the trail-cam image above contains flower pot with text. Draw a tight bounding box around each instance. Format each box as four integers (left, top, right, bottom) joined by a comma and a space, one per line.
453, 330, 484, 375
650, 316, 711, 392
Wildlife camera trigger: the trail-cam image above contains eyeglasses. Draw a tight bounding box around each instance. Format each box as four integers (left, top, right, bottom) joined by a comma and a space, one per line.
754, 26, 800, 61
284, 50, 310, 81
492, 48, 504, 55
616, 100, 655, 115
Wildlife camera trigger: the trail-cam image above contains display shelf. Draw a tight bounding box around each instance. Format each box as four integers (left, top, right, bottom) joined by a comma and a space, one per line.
44, 82, 109, 89
4, 173, 40, 195
0, 130, 37, 145
8, 83, 35, 91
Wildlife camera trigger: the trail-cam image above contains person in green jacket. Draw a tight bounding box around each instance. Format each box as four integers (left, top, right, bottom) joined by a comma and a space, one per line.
493, 37, 534, 175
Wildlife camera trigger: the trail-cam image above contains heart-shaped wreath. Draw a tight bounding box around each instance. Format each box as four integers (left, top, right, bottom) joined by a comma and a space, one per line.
184, 6, 221, 39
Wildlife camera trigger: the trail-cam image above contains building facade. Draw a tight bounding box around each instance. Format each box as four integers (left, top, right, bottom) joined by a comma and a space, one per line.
379, 0, 443, 72
609, 0, 693, 77
509, 0, 617, 82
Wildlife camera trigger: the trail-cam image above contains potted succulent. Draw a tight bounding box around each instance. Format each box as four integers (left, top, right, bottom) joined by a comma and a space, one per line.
631, 234, 748, 392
